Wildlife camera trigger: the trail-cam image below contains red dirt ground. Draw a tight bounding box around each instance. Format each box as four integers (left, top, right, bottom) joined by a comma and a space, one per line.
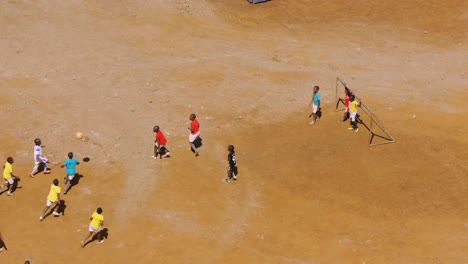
0, 0, 467, 263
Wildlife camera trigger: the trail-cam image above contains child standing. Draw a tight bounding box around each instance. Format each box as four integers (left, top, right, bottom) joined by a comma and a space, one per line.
81, 207, 105, 247
1, 157, 20, 196
308, 86, 321, 125
348, 94, 361, 132
30, 138, 51, 178
61, 152, 79, 195
39, 179, 61, 221
339, 87, 351, 122
225, 145, 237, 183
152, 126, 170, 159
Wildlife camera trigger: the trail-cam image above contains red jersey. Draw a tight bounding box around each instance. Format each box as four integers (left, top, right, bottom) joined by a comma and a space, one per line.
155, 131, 167, 145
190, 120, 199, 135
344, 94, 350, 111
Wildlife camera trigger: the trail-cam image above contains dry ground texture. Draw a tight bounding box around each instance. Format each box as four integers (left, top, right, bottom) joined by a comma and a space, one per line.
0, 0, 467, 263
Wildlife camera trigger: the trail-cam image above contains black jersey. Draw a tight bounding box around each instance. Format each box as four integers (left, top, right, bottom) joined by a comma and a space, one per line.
228, 152, 236, 167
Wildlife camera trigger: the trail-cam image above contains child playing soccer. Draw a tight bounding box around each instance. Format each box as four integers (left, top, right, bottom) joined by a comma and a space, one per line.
81, 207, 105, 247
1, 157, 20, 196
152, 126, 170, 159
348, 94, 361, 132
308, 86, 321, 125
60, 152, 79, 194
188, 113, 200, 156
339, 87, 352, 122
39, 179, 61, 221
30, 138, 51, 177
225, 145, 237, 183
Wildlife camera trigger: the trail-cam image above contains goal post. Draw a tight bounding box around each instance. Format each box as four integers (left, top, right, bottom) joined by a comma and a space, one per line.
335, 77, 395, 147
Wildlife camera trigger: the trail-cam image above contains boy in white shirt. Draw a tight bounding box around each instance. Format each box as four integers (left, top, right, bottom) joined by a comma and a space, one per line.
30, 138, 51, 178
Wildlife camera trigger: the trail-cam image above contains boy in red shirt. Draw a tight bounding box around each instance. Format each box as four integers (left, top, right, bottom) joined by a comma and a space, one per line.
188, 113, 200, 156
339, 87, 351, 122
152, 126, 170, 159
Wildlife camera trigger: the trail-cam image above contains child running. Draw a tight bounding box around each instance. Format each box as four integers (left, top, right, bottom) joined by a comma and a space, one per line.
225, 145, 238, 183
1, 157, 20, 196
30, 138, 51, 177
152, 126, 170, 159
188, 113, 200, 156
60, 152, 79, 195
81, 207, 104, 247
39, 179, 61, 221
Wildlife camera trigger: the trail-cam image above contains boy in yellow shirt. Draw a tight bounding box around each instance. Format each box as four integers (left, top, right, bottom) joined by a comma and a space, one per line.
1, 157, 20, 196
39, 179, 61, 221
347, 94, 361, 132
81, 207, 104, 247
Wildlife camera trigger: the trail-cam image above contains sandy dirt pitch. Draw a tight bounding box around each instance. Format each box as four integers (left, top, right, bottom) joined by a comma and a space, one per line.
1, 0, 467, 263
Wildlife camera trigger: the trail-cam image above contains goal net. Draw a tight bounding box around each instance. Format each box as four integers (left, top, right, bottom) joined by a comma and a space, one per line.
335, 77, 395, 147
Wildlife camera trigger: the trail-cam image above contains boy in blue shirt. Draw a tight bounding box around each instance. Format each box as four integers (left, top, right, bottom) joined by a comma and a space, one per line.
61, 152, 79, 194
308, 86, 321, 125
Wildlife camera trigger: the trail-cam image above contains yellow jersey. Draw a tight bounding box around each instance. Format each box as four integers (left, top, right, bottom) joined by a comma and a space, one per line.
47, 184, 61, 202
90, 212, 104, 229
350, 100, 359, 113
3, 162, 12, 179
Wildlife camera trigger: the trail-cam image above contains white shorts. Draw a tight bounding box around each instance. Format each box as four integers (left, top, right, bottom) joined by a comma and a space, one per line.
89, 225, 101, 233
4, 178, 14, 185
350, 112, 357, 121
35, 156, 48, 164
67, 174, 75, 180
312, 104, 318, 114
189, 131, 200, 143
46, 199, 57, 207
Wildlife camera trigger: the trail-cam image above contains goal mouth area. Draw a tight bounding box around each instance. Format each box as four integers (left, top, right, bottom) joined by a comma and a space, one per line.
335, 77, 395, 147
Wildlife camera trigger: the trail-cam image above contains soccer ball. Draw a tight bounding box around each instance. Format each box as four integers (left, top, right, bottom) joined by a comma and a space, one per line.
75, 132, 83, 139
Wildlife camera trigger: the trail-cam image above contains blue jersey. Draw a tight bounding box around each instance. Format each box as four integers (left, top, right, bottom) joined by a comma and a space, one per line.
312, 93, 320, 106
64, 158, 79, 175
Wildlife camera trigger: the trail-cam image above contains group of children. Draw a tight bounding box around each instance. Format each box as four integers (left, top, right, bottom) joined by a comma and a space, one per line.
152, 113, 238, 183
338, 87, 361, 132
308, 85, 361, 132
1, 113, 241, 255
1, 138, 106, 249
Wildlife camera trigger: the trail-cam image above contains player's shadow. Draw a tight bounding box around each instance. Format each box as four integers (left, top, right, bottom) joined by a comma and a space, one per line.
0, 238, 6, 251
308, 108, 322, 119
191, 137, 203, 153
43, 200, 66, 220
56, 200, 67, 216
11, 178, 22, 192
83, 228, 109, 247
65, 173, 84, 194
0, 178, 22, 195
31, 162, 51, 177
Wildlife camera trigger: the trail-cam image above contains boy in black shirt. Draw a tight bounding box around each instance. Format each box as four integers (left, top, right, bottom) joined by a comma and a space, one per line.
225, 145, 237, 183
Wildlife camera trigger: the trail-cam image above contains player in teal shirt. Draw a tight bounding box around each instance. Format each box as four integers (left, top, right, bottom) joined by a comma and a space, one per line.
308, 86, 321, 125
61, 152, 79, 194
